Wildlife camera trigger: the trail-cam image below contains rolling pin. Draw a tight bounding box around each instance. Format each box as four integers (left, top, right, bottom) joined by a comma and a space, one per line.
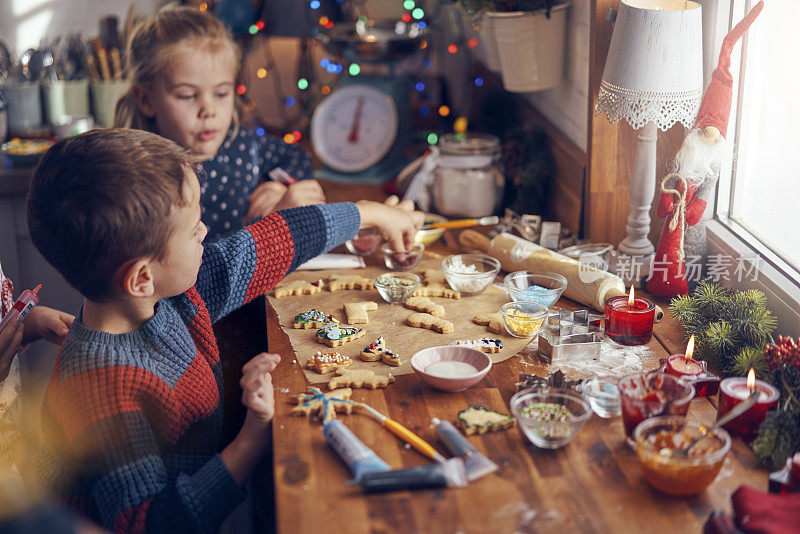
460, 230, 663, 321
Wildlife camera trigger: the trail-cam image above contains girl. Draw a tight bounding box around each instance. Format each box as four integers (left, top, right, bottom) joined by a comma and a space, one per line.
114, 5, 326, 242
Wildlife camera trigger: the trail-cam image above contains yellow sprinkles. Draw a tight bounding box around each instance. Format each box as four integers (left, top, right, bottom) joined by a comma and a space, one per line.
505, 309, 544, 336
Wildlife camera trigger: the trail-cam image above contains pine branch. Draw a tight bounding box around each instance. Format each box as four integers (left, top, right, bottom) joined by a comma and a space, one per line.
731, 347, 769, 378
753, 410, 800, 470
694, 281, 729, 318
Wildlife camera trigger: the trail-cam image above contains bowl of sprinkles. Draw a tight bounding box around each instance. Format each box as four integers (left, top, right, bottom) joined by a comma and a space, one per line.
510, 388, 591, 449
499, 302, 549, 338
440, 254, 501, 296
374, 273, 420, 304
504, 271, 567, 307
381, 242, 425, 271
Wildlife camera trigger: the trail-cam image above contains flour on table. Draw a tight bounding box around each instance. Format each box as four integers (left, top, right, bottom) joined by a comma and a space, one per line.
520, 337, 653, 379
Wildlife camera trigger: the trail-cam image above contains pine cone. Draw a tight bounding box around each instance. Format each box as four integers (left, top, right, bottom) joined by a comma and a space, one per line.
764, 335, 800, 370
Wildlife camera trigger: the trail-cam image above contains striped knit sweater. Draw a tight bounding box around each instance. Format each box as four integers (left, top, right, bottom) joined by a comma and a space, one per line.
38, 203, 360, 533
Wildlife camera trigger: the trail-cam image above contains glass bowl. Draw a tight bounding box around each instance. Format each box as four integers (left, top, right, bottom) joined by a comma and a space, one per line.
504, 271, 568, 307
440, 254, 501, 296
499, 302, 549, 338
634, 416, 731, 496
374, 273, 420, 304
345, 228, 383, 256
510, 388, 592, 449
381, 242, 425, 271
580, 376, 621, 418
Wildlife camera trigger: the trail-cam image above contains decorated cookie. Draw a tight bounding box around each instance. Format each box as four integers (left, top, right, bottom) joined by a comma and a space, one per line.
305, 351, 353, 374
407, 312, 454, 334
291, 387, 358, 422
419, 269, 447, 285
404, 296, 445, 318
328, 274, 374, 292
315, 324, 365, 347
328, 368, 395, 390
344, 301, 378, 324
293, 309, 338, 329
473, 312, 505, 334
457, 406, 516, 435
361, 337, 401, 366
449, 338, 503, 353
413, 283, 461, 299
274, 280, 322, 298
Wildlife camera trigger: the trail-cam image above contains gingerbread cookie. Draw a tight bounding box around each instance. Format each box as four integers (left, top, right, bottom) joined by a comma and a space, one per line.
449, 338, 503, 353
404, 296, 445, 318
407, 312, 454, 334
457, 406, 516, 435
293, 309, 338, 329
305, 351, 353, 374
419, 268, 447, 285
344, 301, 378, 324
315, 323, 365, 347
328, 368, 395, 390
361, 337, 401, 366
473, 312, 504, 334
291, 387, 357, 422
413, 283, 461, 299
328, 274, 374, 291
274, 279, 322, 298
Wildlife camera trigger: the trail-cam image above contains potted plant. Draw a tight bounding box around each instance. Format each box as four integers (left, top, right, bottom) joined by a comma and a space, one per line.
465, 0, 570, 93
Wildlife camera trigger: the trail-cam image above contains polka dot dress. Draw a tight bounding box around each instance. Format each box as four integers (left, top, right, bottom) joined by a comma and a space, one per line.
200, 127, 313, 242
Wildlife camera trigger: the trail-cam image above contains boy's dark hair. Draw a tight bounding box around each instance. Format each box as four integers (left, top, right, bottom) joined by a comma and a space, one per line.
27, 128, 197, 301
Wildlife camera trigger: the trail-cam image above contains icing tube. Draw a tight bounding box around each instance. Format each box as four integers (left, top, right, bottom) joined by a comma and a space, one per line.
357, 458, 467, 494
432, 418, 498, 481
323, 420, 391, 482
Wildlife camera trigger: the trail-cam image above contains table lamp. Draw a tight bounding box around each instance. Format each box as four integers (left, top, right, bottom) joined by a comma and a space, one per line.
595, 0, 703, 282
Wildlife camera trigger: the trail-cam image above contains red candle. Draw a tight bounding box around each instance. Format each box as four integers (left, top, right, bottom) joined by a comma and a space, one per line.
604, 286, 656, 346
665, 335, 704, 377
718, 369, 780, 441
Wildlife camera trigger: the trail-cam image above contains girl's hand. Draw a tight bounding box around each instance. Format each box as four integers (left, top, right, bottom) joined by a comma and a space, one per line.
23, 306, 74, 345
0, 316, 23, 382
273, 180, 326, 211
356, 200, 425, 252
246, 181, 288, 222
239, 353, 281, 430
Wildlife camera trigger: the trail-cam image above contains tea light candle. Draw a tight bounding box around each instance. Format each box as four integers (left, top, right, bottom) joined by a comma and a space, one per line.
604, 286, 656, 346
665, 335, 704, 377
718, 369, 780, 441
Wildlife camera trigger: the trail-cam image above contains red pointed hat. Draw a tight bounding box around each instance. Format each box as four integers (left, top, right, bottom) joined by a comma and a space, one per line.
693, 1, 764, 138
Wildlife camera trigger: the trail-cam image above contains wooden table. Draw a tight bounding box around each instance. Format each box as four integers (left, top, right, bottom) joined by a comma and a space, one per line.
266, 182, 767, 533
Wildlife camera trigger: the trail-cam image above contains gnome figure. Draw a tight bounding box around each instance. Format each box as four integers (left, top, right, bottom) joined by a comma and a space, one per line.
647, 1, 764, 298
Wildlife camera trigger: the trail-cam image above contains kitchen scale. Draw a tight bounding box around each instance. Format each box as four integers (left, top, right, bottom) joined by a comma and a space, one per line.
311, 20, 427, 184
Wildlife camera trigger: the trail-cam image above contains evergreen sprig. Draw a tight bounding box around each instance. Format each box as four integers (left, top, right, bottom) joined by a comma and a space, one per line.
753, 410, 800, 470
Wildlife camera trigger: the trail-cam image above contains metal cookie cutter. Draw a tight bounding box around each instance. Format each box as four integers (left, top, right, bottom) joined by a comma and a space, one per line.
536, 309, 604, 364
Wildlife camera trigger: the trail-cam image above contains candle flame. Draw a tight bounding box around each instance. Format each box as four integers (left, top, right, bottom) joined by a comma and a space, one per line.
628, 286, 635, 308
747, 368, 756, 391
685, 335, 695, 360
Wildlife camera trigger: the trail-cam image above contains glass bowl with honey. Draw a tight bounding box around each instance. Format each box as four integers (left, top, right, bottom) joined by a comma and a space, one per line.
634, 416, 731, 496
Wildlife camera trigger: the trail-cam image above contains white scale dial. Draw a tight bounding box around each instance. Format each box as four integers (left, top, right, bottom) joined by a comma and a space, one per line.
311, 84, 399, 173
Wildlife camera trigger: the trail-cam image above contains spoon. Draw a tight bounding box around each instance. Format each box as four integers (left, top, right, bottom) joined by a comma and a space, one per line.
671, 390, 761, 458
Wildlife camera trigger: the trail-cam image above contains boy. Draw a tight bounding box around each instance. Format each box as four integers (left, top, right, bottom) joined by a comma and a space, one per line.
27, 129, 422, 533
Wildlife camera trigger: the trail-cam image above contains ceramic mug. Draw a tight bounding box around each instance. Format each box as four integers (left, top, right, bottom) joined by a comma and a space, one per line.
3, 80, 42, 133
42, 78, 91, 125
90, 80, 129, 127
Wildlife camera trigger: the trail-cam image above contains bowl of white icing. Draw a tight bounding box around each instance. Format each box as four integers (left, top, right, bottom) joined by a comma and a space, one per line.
411, 345, 492, 392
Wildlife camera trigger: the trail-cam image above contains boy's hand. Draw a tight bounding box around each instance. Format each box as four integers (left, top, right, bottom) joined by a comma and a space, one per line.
23, 306, 74, 345
273, 180, 326, 212
246, 181, 288, 222
0, 316, 23, 382
356, 199, 425, 252
240, 353, 281, 431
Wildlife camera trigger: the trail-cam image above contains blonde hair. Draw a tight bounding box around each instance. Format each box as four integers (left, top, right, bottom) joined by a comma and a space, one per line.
114, 5, 241, 133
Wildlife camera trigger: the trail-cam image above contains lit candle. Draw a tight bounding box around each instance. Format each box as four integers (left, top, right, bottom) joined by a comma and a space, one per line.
718, 368, 780, 441
665, 335, 704, 377
604, 286, 656, 346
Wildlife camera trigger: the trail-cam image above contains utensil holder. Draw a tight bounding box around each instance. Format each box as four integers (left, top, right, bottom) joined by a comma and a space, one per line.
3, 81, 43, 133
42, 78, 90, 125
90, 80, 129, 127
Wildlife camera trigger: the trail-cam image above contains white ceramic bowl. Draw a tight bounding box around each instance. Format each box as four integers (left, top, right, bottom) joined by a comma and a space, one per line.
411, 346, 492, 392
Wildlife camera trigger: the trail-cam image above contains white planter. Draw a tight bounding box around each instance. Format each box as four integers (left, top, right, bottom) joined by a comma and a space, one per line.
480, 15, 502, 73
488, 3, 569, 93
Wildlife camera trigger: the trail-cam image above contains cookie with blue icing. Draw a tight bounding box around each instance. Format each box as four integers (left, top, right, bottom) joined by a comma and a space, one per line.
293, 308, 338, 329
315, 323, 365, 347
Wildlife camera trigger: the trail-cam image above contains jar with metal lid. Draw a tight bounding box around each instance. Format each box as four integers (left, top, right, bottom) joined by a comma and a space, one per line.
431, 133, 504, 218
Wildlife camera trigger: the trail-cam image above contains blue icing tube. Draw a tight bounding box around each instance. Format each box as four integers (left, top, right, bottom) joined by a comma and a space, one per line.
323, 420, 391, 482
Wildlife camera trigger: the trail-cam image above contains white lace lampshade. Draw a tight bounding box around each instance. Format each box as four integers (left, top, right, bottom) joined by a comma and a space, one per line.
594, 0, 703, 277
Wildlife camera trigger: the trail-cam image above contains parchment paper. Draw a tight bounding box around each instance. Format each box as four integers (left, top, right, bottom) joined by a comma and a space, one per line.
266, 259, 532, 384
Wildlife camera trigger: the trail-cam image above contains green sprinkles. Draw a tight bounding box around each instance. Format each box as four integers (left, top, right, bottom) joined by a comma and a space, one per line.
521, 402, 573, 422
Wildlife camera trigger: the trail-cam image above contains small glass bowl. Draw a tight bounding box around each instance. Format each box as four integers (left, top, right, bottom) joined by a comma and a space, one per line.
504, 271, 568, 307
634, 416, 731, 496
374, 273, 420, 304
381, 242, 425, 271
499, 302, 549, 338
510, 388, 592, 449
345, 228, 383, 256
580, 376, 621, 418
440, 254, 501, 296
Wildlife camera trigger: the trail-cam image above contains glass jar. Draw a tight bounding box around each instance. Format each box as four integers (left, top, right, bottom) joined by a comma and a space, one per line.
431, 133, 504, 218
